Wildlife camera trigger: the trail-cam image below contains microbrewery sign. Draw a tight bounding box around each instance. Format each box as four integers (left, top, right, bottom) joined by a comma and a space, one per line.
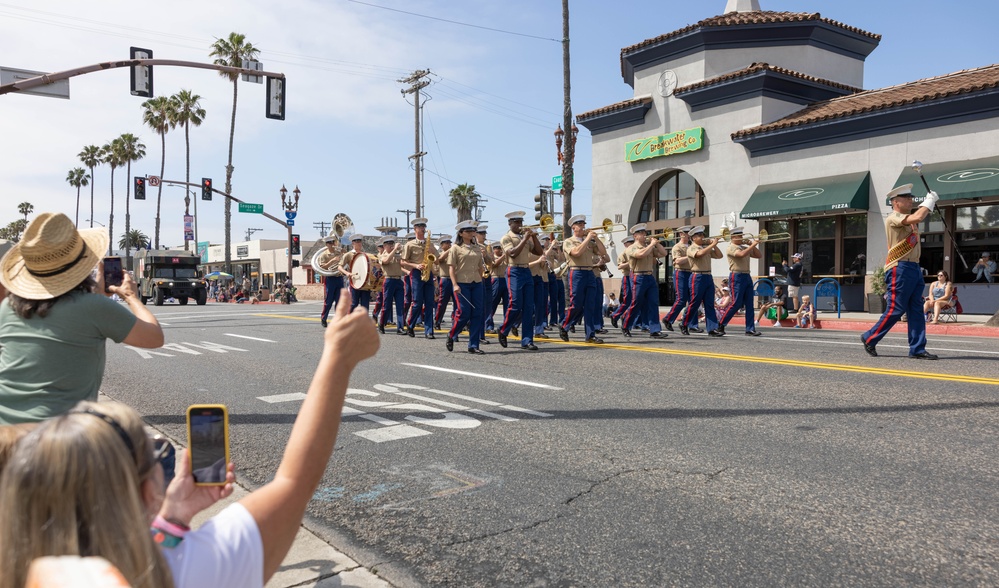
626, 127, 703, 163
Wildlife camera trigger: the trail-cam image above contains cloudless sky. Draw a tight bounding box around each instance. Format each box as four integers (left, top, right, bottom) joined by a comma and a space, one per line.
1, 0, 996, 247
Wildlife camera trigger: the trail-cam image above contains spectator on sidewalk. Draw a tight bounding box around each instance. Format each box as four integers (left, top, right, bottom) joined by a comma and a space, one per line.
795, 295, 817, 328
0, 293, 380, 588
971, 252, 995, 283
923, 270, 955, 324
714, 286, 731, 315
755, 284, 788, 327
781, 253, 804, 311
0, 213, 164, 425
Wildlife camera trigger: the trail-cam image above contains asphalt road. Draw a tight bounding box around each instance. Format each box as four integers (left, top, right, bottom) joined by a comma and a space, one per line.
103, 300, 999, 587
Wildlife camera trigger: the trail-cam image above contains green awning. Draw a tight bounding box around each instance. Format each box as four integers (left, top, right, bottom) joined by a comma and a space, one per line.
740, 172, 870, 219
893, 156, 999, 203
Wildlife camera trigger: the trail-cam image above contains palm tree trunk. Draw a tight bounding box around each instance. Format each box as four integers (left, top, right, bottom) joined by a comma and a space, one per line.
155, 132, 165, 249
224, 80, 238, 275
89, 165, 95, 228
125, 161, 132, 267
108, 167, 116, 257
185, 121, 192, 251
75, 185, 81, 227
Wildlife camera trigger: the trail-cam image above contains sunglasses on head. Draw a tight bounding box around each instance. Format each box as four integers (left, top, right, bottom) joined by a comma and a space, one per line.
72, 408, 176, 488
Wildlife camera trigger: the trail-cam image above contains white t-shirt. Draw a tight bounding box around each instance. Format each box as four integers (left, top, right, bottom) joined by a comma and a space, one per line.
162, 503, 263, 588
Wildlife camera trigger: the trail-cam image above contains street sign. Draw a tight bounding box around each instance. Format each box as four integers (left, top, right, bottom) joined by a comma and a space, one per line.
286, 219, 295, 226
238, 203, 264, 214
0, 67, 70, 99
148, 175, 160, 187
552, 175, 563, 191
285, 211, 297, 220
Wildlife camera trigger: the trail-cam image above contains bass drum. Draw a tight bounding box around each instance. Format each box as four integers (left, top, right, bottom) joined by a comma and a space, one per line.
349, 253, 384, 291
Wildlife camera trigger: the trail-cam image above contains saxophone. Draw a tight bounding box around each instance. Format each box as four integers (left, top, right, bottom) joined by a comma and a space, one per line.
421, 236, 437, 282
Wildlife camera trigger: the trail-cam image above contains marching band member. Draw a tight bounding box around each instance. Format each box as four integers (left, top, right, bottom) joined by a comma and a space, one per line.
316, 234, 344, 328
861, 183, 939, 359
486, 243, 509, 334
434, 235, 454, 330
371, 242, 384, 320
377, 237, 407, 335
446, 221, 486, 354
620, 224, 668, 338
498, 211, 543, 350
401, 219, 439, 339
475, 225, 492, 345
559, 215, 610, 344
545, 235, 565, 327
681, 226, 724, 337
662, 226, 699, 333
530, 238, 550, 339
610, 235, 634, 328
717, 227, 762, 336
592, 259, 607, 333
338, 234, 371, 312
402, 231, 415, 322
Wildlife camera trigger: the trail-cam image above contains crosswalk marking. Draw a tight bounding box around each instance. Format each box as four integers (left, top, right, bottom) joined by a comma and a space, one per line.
258, 392, 308, 403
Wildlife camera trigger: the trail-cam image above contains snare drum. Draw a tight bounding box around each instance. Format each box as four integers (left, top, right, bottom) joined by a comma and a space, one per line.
350, 253, 383, 291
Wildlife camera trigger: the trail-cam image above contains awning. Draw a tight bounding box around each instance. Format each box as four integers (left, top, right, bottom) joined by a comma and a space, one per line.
740, 172, 870, 219
892, 155, 999, 203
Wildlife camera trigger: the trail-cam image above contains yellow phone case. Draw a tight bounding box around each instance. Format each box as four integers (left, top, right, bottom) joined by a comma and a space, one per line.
185, 404, 230, 486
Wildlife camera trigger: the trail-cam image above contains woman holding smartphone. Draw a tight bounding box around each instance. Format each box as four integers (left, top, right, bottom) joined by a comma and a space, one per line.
0, 293, 380, 588
0, 213, 164, 424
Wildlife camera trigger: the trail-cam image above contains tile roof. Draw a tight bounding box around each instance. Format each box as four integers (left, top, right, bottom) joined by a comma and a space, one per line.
675, 62, 862, 95
621, 11, 880, 58
577, 96, 653, 122
732, 63, 999, 139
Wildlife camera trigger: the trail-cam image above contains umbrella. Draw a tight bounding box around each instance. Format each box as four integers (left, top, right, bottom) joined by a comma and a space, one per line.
204, 271, 234, 280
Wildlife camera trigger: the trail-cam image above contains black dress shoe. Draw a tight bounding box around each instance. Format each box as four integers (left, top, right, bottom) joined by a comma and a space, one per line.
909, 351, 938, 360
558, 327, 569, 342
746, 330, 762, 337
586, 336, 604, 344
536, 333, 550, 339
650, 331, 667, 338
679, 324, 689, 336
434, 323, 442, 330
621, 328, 632, 337
321, 319, 328, 328
425, 333, 436, 340
663, 320, 673, 332
597, 329, 608, 335
717, 325, 726, 335
468, 348, 485, 354
707, 329, 724, 337
377, 324, 385, 334
861, 334, 877, 357
498, 332, 508, 348
521, 343, 539, 351
397, 329, 408, 336
690, 327, 704, 333
446, 337, 454, 352
407, 326, 415, 337
569, 325, 576, 333
512, 327, 519, 337
611, 316, 618, 328
641, 328, 649, 333
480, 338, 490, 344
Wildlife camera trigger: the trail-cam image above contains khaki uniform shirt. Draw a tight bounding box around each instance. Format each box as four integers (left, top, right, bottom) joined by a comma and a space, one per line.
885, 211, 920, 269
490, 253, 508, 278
726, 243, 752, 273
687, 242, 713, 273
545, 248, 560, 275
316, 249, 342, 276
501, 231, 534, 267
562, 236, 599, 267
617, 250, 631, 277
626, 242, 657, 273
671, 242, 691, 270
341, 250, 358, 276
446, 242, 483, 283
401, 238, 439, 275
529, 251, 549, 282
436, 246, 452, 278
379, 246, 404, 278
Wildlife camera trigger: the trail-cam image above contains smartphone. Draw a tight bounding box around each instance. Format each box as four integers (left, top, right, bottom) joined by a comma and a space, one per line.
186, 404, 230, 486
103, 257, 123, 292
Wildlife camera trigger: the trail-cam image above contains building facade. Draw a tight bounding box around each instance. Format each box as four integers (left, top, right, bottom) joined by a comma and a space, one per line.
578, 0, 999, 313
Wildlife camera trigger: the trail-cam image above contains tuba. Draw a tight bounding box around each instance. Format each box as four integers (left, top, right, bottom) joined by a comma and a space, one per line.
313, 213, 353, 277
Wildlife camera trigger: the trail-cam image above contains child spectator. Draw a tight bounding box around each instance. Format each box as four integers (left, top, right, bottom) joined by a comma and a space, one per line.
795, 294, 816, 328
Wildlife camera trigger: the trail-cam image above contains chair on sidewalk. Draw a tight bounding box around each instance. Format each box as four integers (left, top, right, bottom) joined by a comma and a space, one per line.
938, 293, 962, 323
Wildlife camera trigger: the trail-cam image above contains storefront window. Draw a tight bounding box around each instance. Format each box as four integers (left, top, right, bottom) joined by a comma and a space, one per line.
638, 170, 704, 222
955, 204, 999, 231
844, 213, 866, 237
953, 204, 999, 282
763, 220, 789, 278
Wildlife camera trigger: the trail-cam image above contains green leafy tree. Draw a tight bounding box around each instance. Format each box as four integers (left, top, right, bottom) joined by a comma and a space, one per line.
170, 89, 207, 251
119, 228, 149, 251
101, 138, 125, 256
448, 183, 478, 223
0, 219, 28, 242
141, 97, 174, 250
78, 145, 102, 228
18, 202, 34, 222
66, 168, 90, 226
210, 32, 259, 274
118, 133, 146, 267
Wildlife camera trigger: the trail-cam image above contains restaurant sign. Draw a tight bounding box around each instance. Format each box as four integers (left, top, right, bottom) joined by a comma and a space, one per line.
626, 127, 703, 163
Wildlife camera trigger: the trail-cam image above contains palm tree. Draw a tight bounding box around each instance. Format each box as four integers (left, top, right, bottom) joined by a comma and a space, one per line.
448, 184, 478, 223
78, 145, 102, 228
118, 133, 146, 268
141, 97, 174, 250
119, 229, 149, 251
18, 202, 34, 222
101, 138, 125, 256
210, 32, 259, 274
170, 89, 206, 251
66, 168, 90, 226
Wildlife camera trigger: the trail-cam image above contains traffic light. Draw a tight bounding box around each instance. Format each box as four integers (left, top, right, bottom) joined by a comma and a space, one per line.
134, 177, 146, 200
201, 178, 213, 201
129, 47, 153, 98
290, 234, 301, 255
534, 189, 546, 222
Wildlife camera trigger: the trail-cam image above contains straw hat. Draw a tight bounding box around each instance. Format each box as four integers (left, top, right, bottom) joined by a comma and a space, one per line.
0, 212, 109, 300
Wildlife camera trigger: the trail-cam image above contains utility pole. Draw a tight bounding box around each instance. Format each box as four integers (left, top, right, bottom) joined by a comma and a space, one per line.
397, 208, 416, 234
399, 69, 431, 217
313, 221, 331, 237
244, 227, 263, 241
561, 0, 574, 238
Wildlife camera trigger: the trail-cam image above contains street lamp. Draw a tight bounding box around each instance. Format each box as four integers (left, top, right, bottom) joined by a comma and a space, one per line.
279, 184, 301, 281
554, 123, 578, 166
554, 123, 578, 236
84, 218, 106, 228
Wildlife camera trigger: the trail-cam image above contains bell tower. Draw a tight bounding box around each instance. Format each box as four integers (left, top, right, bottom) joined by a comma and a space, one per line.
725, 0, 761, 13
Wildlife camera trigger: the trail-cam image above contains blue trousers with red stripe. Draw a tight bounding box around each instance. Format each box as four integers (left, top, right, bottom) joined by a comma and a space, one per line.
684, 273, 718, 332
612, 274, 632, 321
449, 281, 484, 350
862, 261, 928, 355
719, 272, 755, 332
533, 275, 547, 335
664, 269, 698, 328
562, 268, 600, 340
489, 276, 508, 329
407, 269, 436, 336
500, 267, 534, 346
437, 277, 454, 325
350, 287, 371, 312
321, 275, 343, 321
379, 277, 405, 332
481, 276, 493, 330
623, 274, 661, 333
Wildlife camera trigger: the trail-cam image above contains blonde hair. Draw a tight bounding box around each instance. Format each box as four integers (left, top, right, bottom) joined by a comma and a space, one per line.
0, 402, 173, 588
0, 423, 36, 477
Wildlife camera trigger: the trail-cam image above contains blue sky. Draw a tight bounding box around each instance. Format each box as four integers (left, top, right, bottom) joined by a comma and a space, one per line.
1, 0, 996, 247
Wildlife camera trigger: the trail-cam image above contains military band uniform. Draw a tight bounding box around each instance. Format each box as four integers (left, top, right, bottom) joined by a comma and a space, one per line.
435, 241, 454, 330
717, 232, 762, 335
378, 242, 406, 334
487, 248, 509, 334
560, 222, 608, 343
498, 222, 540, 348
371, 247, 384, 319
446, 232, 485, 353
663, 231, 699, 331
402, 236, 439, 337
621, 227, 666, 337
316, 247, 343, 326
611, 245, 632, 327
529, 250, 548, 338
592, 263, 606, 331
476, 240, 493, 342
683, 231, 723, 335
339, 249, 371, 312
546, 243, 565, 326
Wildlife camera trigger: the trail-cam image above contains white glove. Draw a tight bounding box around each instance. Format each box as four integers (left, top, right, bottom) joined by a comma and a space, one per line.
920, 190, 939, 212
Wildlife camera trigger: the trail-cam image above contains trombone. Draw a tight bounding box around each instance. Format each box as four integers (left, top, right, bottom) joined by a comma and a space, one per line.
722, 228, 791, 242
522, 214, 557, 232
581, 218, 628, 234
649, 228, 679, 241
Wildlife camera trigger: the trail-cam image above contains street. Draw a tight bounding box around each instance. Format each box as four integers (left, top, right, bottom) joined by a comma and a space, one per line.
103, 301, 999, 587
